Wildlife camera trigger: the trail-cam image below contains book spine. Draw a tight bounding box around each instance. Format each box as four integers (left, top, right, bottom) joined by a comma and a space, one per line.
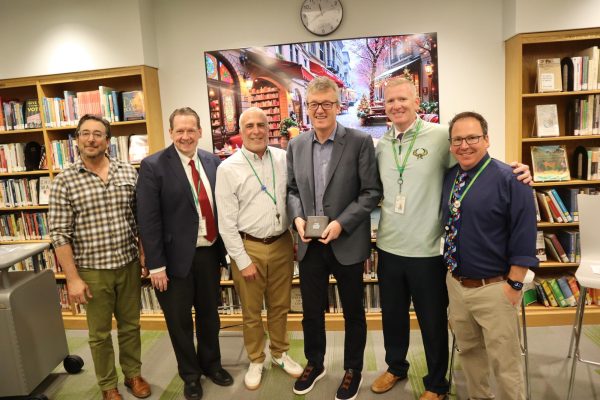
549, 278, 568, 307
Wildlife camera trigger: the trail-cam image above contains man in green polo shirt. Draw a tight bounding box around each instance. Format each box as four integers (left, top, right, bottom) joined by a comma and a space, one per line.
371, 77, 531, 400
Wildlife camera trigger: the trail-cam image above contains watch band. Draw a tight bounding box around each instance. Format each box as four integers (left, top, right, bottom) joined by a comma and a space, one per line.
506, 278, 524, 291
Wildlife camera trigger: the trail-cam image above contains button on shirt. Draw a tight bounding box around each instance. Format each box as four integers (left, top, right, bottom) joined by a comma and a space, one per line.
312, 125, 336, 216
441, 154, 539, 278
175, 148, 216, 247
216, 146, 289, 269
49, 157, 138, 270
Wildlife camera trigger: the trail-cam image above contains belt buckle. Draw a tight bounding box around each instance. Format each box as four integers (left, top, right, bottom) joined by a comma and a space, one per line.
457, 275, 464, 283
262, 237, 271, 244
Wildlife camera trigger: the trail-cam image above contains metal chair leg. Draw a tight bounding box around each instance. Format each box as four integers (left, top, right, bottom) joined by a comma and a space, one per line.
521, 299, 531, 400
448, 331, 456, 395
567, 287, 583, 359
567, 287, 587, 400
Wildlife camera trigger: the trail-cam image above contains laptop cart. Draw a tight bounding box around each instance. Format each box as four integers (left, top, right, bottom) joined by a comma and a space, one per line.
0, 243, 83, 400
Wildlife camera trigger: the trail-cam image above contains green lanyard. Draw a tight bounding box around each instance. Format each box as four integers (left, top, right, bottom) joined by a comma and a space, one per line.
391, 119, 422, 191
189, 158, 203, 209
448, 157, 492, 212
241, 148, 277, 206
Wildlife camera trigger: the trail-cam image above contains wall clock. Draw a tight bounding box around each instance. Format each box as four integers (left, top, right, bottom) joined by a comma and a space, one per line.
300, 0, 343, 36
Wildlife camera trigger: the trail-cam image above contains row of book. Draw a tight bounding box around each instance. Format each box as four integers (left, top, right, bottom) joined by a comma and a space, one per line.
536, 46, 600, 93
536, 231, 580, 263
50, 134, 149, 170
0, 98, 42, 131
0, 142, 28, 172
534, 95, 600, 137
533, 187, 581, 223
7, 247, 61, 273
530, 276, 600, 308
0, 177, 50, 207
0, 211, 49, 241
42, 89, 145, 127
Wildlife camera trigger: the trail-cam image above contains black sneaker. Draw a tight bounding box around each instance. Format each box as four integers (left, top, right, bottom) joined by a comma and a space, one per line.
335, 369, 362, 400
293, 364, 326, 395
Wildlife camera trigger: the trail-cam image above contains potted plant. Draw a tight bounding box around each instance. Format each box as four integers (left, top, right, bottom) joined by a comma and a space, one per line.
279, 117, 298, 149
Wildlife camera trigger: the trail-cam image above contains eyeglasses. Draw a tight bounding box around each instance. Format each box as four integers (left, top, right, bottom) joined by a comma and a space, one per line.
449, 135, 485, 146
78, 130, 106, 139
307, 101, 338, 110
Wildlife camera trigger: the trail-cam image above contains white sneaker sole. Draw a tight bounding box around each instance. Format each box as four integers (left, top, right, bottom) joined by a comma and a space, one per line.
335, 376, 363, 400
293, 368, 327, 395
272, 361, 303, 378
244, 380, 261, 390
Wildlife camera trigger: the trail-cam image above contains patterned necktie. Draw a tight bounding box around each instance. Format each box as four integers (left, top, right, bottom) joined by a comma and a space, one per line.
443, 172, 468, 272
188, 159, 217, 242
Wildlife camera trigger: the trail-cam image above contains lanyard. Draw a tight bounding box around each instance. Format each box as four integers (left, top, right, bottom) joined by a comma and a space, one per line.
448, 157, 492, 211
391, 119, 422, 191
241, 149, 277, 206
189, 158, 203, 209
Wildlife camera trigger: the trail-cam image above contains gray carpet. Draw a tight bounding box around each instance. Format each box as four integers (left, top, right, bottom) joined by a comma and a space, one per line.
18, 326, 600, 399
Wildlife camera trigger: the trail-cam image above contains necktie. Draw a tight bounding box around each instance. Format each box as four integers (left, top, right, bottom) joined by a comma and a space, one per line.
443, 172, 467, 272
188, 159, 217, 242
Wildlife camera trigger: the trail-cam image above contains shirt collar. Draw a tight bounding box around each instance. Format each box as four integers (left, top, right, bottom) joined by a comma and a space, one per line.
241, 145, 271, 161
460, 153, 491, 178
393, 114, 420, 139
77, 154, 114, 173
175, 147, 199, 165
312, 124, 337, 144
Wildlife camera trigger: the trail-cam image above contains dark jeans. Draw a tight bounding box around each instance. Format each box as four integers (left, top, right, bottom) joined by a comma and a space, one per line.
300, 241, 366, 371
156, 244, 222, 383
377, 249, 449, 394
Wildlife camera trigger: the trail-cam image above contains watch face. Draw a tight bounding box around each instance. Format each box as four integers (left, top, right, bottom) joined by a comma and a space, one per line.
301, 0, 343, 36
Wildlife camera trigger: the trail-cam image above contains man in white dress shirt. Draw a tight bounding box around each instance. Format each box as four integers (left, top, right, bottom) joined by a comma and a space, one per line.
216, 107, 303, 390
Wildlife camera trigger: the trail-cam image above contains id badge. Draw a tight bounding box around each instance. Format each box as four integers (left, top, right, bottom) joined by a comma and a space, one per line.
199, 217, 208, 235
394, 194, 406, 214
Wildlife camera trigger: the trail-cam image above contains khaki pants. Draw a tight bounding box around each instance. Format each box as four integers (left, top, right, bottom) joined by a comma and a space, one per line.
79, 259, 142, 390
231, 231, 294, 363
447, 272, 524, 400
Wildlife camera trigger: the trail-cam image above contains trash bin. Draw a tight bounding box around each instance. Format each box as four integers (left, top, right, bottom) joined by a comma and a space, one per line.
0, 243, 83, 399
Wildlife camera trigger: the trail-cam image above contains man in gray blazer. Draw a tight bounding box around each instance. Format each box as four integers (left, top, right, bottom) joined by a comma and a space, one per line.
287, 76, 382, 400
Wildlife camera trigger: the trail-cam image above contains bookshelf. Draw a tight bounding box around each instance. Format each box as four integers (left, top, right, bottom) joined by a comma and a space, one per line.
248, 82, 287, 145
506, 28, 600, 325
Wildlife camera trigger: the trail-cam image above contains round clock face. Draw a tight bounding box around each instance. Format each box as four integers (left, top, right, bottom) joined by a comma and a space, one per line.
301, 0, 343, 36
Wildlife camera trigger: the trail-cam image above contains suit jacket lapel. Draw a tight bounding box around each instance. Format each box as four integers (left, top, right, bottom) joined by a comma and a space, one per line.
324, 124, 345, 190
166, 144, 196, 209
301, 132, 315, 210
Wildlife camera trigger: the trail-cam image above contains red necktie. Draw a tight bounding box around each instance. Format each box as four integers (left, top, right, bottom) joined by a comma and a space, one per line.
188, 159, 217, 242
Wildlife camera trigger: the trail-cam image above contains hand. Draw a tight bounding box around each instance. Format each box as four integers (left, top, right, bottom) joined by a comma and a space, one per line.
319, 220, 342, 244
139, 252, 146, 269
241, 262, 259, 281
67, 277, 92, 304
503, 282, 522, 306
294, 217, 312, 243
510, 161, 533, 186
150, 270, 169, 292
141, 266, 149, 278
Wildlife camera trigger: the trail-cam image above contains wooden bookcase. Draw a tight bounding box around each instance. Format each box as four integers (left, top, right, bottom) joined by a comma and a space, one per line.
248, 83, 286, 145
0, 66, 165, 328
505, 28, 600, 325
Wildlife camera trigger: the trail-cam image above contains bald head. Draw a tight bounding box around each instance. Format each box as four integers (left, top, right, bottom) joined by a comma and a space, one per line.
239, 107, 269, 157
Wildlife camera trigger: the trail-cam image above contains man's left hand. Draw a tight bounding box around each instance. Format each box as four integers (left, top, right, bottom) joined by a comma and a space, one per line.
503, 282, 522, 306
510, 161, 532, 185
319, 220, 342, 244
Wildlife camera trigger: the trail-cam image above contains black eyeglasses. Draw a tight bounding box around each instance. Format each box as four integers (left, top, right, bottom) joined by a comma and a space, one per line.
449, 135, 485, 146
307, 101, 338, 110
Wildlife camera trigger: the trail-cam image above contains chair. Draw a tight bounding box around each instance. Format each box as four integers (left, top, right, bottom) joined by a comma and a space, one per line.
566, 194, 600, 400
448, 269, 535, 399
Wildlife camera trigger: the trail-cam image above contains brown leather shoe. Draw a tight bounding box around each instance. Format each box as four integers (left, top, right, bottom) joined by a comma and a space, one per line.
102, 388, 123, 400
125, 376, 152, 398
419, 390, 447, 400
371, 371, 406, 393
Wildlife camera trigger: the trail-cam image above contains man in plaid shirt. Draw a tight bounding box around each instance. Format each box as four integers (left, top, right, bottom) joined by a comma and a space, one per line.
49, 115, 151, 400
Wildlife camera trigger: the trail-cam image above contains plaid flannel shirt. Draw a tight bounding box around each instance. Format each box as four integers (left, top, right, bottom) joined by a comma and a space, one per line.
49, 157, 138, 270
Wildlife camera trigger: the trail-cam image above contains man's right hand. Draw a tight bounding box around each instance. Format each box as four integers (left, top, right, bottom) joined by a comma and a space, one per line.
294, 217, 312, 243
67, 277, 92, 304
241, 262, 259, 281
150, 270, 169, 292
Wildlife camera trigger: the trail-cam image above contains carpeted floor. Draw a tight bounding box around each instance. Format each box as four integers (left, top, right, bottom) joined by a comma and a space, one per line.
18, 325, 600, 399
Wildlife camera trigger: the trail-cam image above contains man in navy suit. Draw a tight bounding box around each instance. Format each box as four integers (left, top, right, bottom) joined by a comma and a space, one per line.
136, 107, 233, 400
287, 77, 382, 400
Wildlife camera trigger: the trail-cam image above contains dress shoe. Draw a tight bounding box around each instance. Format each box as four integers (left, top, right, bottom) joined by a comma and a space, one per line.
371, 371, 407, 393
184, 380, 203, 400
207, 367, 234, 386
419, 390, 447, 400
125, 375, 151, 398
102, 388, 123, 400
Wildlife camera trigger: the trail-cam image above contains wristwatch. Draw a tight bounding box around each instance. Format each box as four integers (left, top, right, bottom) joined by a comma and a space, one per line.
506, 278, 524, 291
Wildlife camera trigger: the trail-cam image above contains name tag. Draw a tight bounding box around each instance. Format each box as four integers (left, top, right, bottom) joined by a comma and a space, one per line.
199, 217, 207, 236
394, 194, 406, 214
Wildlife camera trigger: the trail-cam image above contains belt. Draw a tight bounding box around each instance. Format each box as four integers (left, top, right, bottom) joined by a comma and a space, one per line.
239, 231, 286, 245
451, 273, 506, 288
